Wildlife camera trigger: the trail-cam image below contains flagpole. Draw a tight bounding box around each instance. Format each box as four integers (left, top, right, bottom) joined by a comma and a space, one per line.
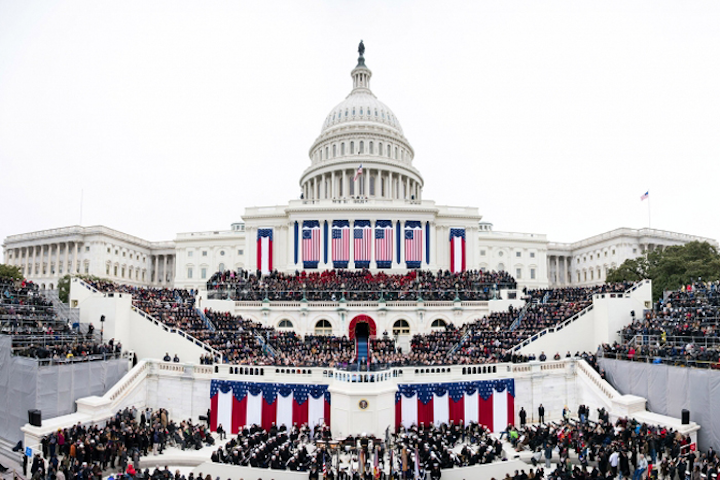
648, 194, 651, 229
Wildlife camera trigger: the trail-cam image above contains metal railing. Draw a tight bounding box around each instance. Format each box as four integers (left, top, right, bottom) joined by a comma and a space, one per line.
601, 350, 720, 369
207, 288, 515, 303
626, 334, 720, 349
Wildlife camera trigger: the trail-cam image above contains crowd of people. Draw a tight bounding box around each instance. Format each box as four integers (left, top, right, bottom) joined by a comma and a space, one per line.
601, 281, 720, 368
510, 414, 701, 480
84, 277, 638, 369
32, 406, 215, 480
206, 269, 517, 302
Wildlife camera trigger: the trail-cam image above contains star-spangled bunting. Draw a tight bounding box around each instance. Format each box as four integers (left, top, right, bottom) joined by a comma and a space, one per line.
210, 380, 330, 405
395, 379, 515, 404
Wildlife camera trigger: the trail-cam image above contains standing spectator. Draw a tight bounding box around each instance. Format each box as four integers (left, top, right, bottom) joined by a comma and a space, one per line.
519, 408, 527, 427
538, 404, 545, 424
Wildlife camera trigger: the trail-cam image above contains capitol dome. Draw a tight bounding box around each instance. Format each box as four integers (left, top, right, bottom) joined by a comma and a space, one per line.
320, 84, 404, 135
300, 45, 422, 203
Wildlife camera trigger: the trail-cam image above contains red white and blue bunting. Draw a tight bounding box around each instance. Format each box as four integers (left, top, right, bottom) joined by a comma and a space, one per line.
394, 379, 515, 433
210, 380, 331, 434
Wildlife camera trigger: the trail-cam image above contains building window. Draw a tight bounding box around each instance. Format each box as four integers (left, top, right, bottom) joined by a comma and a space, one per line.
202, 251, 208, 257
350, 141, 355, 154
238, 249, 243, 255
612, 250, 615, 255
590, 270, 594, 280
107, 247, 111, 253
516, 268, 522, 279
498, 263, 505, 271
341, 143, 345, 155
498, 251, 504, 257
188, 251, 193, 257
201, 268, 207, 279
187, 268, 193, 279
531, 268, 536, 279
315, 319, 332, 336
85, 263, 89, 274
394, 146, 398, 159
530, 252, 535, 258
431, 319, 446, 329
516, 252, 521, 257
325, 147, 329, 159
278, 319, 294, 329
113, 266, 118, 276
369, 141, 374, 154
387, 144, 391, 157
359, 141, 364, 153
633, 248, 637, 254
121, 267, 125, 278
115, 250, 118, 255
393, 319, 410, 336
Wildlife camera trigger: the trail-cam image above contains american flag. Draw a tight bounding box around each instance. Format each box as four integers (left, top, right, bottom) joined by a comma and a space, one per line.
332, 220, 350, 267
322, 452, 327, 477
354, 220, 371, 267
640, 191, 649, 201
375, 220, 393, 268
404, 221, 423, 268
353, 163, 363, 181
302, 220, 321, 268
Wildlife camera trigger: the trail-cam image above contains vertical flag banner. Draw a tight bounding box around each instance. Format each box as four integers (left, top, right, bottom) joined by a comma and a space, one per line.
449, 228, 466, 273
332, 220, 350, 268
394, 379, 514, 433
354, 220, 372, 268
324, 221, 329, 265
210, 380, 331, 434
426, 221, 431, 265
302, 220, 321, 269
375, 220, 393, 269
256, 229, 273, 275
404, 221, 423, 269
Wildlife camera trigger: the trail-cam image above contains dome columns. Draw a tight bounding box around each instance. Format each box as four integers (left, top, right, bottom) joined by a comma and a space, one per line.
301, 166, 422, 202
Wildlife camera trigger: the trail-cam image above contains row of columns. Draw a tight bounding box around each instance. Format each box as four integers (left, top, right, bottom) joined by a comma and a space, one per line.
547, 255, 572, 286
6, 242, 83, 277
303, 168, 421, 201
151, 254, 175, 286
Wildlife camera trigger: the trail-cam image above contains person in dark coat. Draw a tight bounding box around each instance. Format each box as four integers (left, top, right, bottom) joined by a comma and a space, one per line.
538, 404, 545, 423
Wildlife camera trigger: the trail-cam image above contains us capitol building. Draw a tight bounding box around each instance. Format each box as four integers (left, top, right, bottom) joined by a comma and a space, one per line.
2, 46, 715, 292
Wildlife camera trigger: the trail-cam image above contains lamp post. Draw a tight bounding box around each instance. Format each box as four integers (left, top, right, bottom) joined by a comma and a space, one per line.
379, 282, 385, 302
341, 283, 346, 302
454, 283, 460, 302
302, 282, 307, 302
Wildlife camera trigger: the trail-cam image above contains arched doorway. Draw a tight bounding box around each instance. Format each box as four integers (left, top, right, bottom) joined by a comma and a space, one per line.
348, 315, 377, 364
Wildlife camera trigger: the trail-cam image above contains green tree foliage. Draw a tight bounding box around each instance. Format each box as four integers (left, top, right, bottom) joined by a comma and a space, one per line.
606, 241, 720, 299
0, 264, 22, 281
58, 275, 71, 303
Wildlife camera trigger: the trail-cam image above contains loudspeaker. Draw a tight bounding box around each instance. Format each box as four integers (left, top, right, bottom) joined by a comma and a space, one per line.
28, 409, 42, 427
682, 409, 690, 425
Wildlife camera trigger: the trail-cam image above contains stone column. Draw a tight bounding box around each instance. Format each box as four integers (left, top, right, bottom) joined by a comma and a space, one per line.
364, 169, 369, 198
63, 242, 69, 275
342, 170, 347, 198
53, 243, 60, 276
331, 171, 336, 199
74, 242, 80, 274
164, 256, 168, 284
153, 255, 158, 285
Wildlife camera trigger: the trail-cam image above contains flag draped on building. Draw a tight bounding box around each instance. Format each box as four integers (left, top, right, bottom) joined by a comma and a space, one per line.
354, 220, 371, 268
404, 221, 423, 269
375, 220, 393, 269
256, 229, 273, 274
394, 379, 515, 433
210, 380, 331, 434
331, 220, 350, 268
302, 220, 321, 269
449, 228, 466, 273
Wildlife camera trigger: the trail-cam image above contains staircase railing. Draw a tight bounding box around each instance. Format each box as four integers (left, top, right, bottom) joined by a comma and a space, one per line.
42, 289, 81, 326
196, 308, 215, 332
446, 327, 473, 358
509, 303, 529, 332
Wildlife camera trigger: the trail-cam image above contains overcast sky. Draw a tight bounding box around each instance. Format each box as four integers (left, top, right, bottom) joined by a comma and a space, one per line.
1, 0, 719, 252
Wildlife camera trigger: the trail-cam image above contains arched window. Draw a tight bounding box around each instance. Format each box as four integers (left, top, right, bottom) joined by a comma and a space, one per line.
345, 109, 348, 117
218, 263, 225, 272
498, 263, 505, 271
278, 319, 294, 329
350, 141, 355, 154
341, 143, 345, 155
352, 108, 355, 116
387, 144, 391, 157
394, 147, 398, 159
325, 147, 329, 159
360, 108, 363, 115
431, 319, 446, 330
378, 142, 382, 155
393, 319, 410, 336
369, 141, 374, 154
359, 141, 364, 153
315, 319, 333, 336
333, 144, 336, 157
